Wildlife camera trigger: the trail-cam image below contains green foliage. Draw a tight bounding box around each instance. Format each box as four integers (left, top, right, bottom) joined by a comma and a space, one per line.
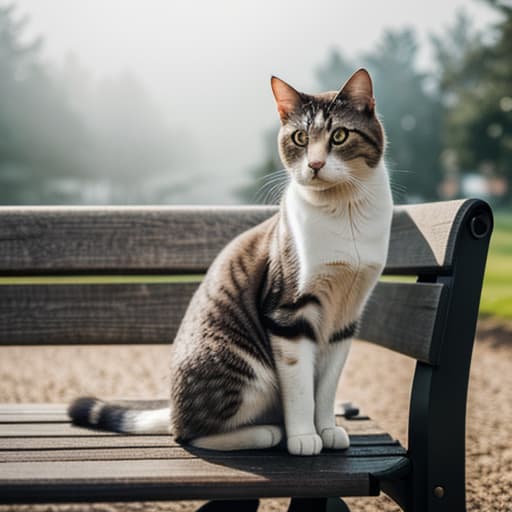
0, 5, 92, 203
480, 212, 512, 319
434, 2, 512, 203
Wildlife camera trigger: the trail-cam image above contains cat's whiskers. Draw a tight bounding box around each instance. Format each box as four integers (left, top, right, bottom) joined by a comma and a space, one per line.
257, 181, 288, 205
255, 169, 288, 182
253, 169, 290, 205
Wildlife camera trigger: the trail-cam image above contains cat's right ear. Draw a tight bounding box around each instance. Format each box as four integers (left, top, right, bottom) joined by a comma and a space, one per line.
271, 76, 301, 123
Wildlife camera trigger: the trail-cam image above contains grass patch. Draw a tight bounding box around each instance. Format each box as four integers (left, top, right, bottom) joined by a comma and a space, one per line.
480, 212, 512, 320
0, 275, 204, 285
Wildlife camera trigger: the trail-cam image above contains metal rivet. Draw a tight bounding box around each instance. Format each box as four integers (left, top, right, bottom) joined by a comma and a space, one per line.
470, 215, 490, 239
433, 486, 445, 499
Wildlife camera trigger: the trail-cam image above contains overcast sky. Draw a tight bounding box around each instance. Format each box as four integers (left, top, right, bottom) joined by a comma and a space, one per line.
7, 0, 500, 202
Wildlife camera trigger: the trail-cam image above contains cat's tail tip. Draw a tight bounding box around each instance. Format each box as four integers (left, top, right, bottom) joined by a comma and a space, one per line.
68, 396, 109, 428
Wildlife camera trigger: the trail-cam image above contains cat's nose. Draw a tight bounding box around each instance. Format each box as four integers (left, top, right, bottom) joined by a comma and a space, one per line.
308, 160, 325, 174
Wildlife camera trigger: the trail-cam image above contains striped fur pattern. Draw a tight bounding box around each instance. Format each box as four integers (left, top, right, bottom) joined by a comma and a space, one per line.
68, 69, 393, 456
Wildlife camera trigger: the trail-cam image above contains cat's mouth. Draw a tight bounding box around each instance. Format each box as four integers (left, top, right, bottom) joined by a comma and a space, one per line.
300, 174, 349, 191
302, 179, 337, 191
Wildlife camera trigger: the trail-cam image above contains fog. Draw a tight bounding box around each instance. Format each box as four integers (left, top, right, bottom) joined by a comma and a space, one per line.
3, 0, 501, 204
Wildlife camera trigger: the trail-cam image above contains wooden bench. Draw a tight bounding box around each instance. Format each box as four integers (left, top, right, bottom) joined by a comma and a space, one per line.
0, 198, 493, 511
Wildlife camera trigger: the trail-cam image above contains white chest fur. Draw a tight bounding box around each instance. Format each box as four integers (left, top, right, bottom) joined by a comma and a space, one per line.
284, 163, 393, 293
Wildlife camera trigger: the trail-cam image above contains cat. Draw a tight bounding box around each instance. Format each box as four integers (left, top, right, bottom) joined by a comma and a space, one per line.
69, 68, 393, 456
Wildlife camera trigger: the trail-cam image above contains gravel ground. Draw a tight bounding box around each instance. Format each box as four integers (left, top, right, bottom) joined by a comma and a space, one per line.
1, 319, 511, 511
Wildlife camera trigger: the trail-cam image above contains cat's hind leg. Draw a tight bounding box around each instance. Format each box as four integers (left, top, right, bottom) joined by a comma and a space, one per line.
190, 425, 283, 451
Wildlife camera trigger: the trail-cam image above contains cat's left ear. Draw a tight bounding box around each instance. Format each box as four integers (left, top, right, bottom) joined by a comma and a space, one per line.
271, 76, 301, 122
336, 68, 376, 114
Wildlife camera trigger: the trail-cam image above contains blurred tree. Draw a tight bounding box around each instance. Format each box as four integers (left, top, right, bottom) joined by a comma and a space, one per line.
434, 2, 512, 203
361, 29, 444, 201
0, 4, 94, 204
315, 49, 355, 91
0, 5, 185, 205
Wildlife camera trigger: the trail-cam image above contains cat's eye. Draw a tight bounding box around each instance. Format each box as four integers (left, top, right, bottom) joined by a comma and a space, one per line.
331, 127, 348, 145
291, 130, 308, 147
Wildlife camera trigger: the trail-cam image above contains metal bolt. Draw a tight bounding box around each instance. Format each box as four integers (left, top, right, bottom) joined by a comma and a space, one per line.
433, 486, 445, 499
470, 214, 490, 239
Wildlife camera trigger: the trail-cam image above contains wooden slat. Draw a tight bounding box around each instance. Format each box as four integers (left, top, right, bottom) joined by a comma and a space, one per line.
385, 200, 465, 274
0, 436, 179, 450
0, 401, 168, 414
0, 416, 387, 437
0, 206, 277, 274
0, 402, 354, 423
0, 404, 71, 413
0, 281, 444, 360
0, 423, 119, 437
0, 443, 406, 462
358, 282, 446, 364
0, 434, 397, 450
0, 456, 409, 503
0, 199, 481, 275
0, 282, 197, 345
0, 413, 69, 423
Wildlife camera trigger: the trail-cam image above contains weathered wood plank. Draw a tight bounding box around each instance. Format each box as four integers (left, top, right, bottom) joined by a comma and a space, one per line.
0, 436, 179, 450
0, 443, 406, 462
0, 416, 386, 437
0, 405, 352, 424
0, 199, 479, 275
0, 401, 168, 414
0, 433, 396, 450
0, 206, 277, 274
385, 200, 467, 274
0, 282, 197, 345
0, 423, 118, 437
0, 414, 69, 423
0, 281, 442, 362
0, 456, 409, 503
358, 282, 446, 364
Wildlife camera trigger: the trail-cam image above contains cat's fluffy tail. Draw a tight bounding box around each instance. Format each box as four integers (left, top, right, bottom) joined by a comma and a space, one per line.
68, 397, 171, 434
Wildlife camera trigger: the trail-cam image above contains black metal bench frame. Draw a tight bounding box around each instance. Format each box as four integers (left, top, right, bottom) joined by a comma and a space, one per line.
0, 199, 493, 512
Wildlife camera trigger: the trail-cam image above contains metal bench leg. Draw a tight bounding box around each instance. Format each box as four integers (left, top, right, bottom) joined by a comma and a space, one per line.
288, 497, 351, 512
196, 499, 260, 512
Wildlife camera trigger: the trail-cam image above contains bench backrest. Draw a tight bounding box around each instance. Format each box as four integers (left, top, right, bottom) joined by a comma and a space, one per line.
0, 200, 491, 365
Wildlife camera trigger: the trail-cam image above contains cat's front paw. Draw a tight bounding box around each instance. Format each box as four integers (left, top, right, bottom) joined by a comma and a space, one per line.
320, 426, 350, 450
287, 433, 322, 456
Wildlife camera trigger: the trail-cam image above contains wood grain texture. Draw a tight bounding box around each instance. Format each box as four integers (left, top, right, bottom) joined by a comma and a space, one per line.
0, 456, 409, 503
386, 198, 475, 274
0, 434, 397, 450
0, 282, 197, 345
0, 415, 386, 437
0, 403, 360, 424
0, 280, 444, 364
0, 206, 277, 274
0, 199, 479, 275
0, 406, 408, 503
358, 282, 446, 364
0, 444, 406, 462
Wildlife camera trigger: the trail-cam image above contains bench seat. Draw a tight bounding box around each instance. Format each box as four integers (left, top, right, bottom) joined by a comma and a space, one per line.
0, 403, 409, 504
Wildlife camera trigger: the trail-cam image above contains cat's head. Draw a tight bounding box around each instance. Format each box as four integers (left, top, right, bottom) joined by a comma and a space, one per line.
271, 69, 384, 195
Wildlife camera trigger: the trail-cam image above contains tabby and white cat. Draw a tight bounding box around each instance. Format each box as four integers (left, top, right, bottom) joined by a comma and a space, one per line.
69, 69, 393, 456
